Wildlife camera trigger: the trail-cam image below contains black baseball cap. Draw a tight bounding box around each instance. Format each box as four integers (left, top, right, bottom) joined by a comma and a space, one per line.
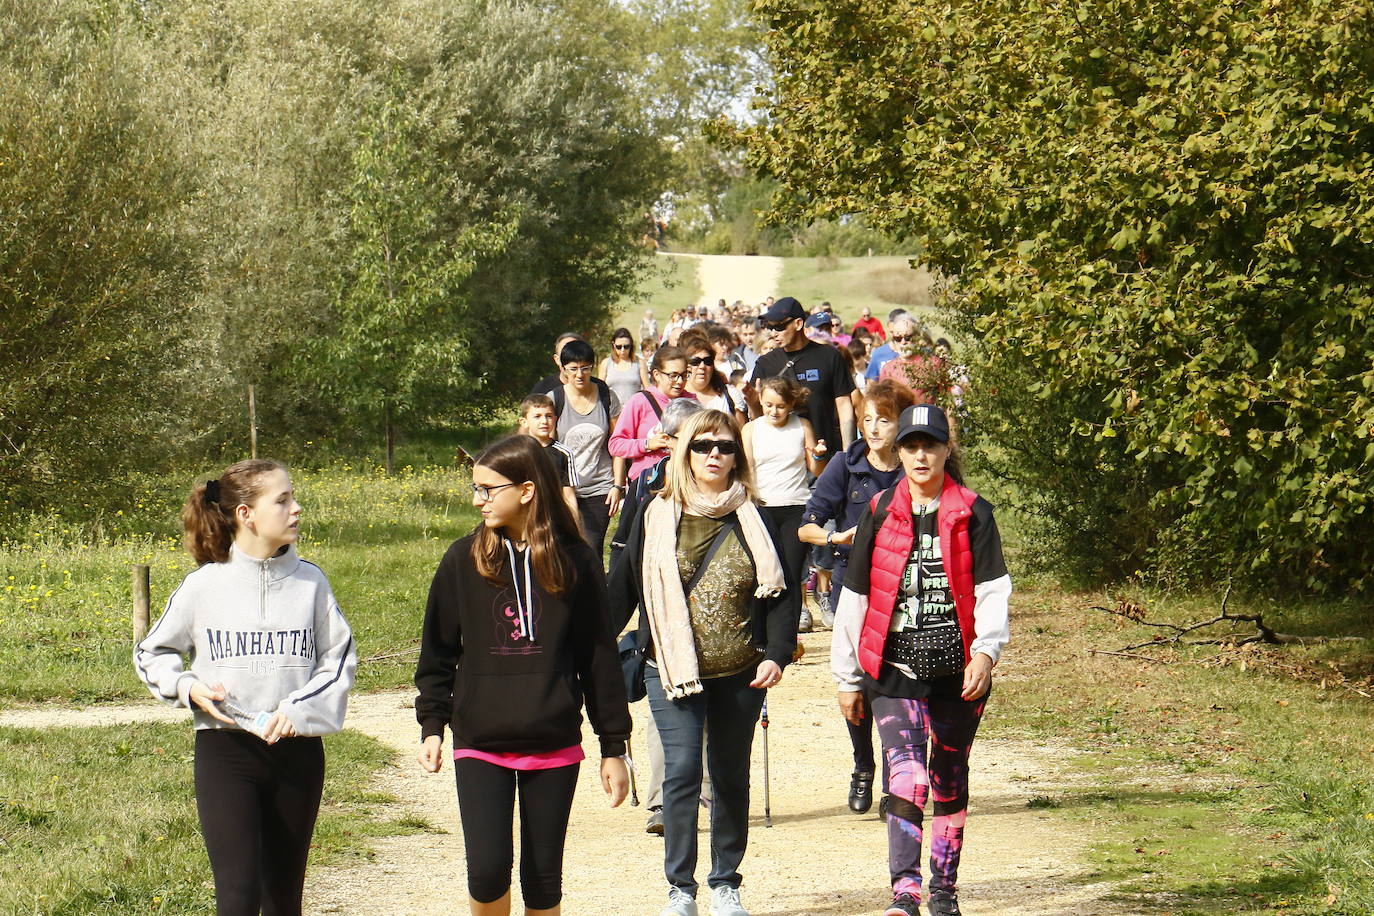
896, 403, 951, 444
762, 296, 806, 324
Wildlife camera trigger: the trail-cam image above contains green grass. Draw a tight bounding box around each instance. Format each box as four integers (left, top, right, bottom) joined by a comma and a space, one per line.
777, 254, 937, 330
614, 252, 703, 333
0, 722, 424, 914
985, 578, 1374, 914
0, 463, 482, 705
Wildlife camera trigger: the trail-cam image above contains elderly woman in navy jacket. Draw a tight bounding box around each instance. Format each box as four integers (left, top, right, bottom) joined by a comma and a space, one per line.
830, 403, 1010, 916
798, 379, 915, 813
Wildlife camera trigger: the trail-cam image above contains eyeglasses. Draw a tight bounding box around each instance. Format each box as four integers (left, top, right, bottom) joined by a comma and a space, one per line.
564, 364, 594, 376
614, 343, 633, 350
656, 370, 688, 382
764, 320, 793, 332
471, 482, 519, 502
687, 356, 713, 367
688, 438, 739, 456
891, 334, 915, 343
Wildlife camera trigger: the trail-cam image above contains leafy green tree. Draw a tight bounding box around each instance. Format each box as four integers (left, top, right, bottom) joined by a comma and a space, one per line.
746, 0, 1374, 591
0, 2, 198, 511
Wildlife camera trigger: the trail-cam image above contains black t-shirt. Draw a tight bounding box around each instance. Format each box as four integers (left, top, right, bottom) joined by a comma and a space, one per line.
751, 341, 855, 447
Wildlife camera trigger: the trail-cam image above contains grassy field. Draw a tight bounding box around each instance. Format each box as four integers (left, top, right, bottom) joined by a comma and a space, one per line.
0, 723, 424, 914
614, 252, 703, 332
778, 254, 937, 328
0, 461, 482, 706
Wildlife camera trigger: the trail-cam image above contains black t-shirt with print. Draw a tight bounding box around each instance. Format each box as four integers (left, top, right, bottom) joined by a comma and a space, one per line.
750, 341, 855, 447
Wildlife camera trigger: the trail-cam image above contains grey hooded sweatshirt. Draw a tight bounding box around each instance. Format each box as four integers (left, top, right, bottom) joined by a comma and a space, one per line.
134, 544, 356, 735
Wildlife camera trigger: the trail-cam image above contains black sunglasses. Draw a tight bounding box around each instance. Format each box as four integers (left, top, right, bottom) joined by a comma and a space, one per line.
891, 334, 915, 343
687, 355, 713, 367
614, 342, 633, 350
764, 320, 793, 332
688, 438, 739, 456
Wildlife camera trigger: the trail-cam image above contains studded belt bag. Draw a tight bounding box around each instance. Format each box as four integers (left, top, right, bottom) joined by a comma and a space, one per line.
884, 623, 964, 679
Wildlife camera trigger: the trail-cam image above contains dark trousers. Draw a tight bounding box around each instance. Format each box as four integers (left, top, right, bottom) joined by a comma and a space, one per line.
194, 730, 325, 916
577, 493, 612, 564
759, 504, 807, 600
453, 757, 580, 909
646, 666, 764, 896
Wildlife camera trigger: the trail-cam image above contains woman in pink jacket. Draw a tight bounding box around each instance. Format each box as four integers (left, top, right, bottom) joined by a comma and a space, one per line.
609, 345, 696, 481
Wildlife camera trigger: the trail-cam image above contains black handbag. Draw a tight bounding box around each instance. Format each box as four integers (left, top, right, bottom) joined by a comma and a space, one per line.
884, 623, 964, 679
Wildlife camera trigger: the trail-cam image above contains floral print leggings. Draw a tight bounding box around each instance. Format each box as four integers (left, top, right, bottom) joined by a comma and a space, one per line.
871, 691, 986, 900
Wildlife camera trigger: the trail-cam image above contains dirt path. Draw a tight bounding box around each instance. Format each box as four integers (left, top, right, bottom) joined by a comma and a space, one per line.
0, 636, 1135, 914
687, 253, 785, 308
304, 631, 1139, 916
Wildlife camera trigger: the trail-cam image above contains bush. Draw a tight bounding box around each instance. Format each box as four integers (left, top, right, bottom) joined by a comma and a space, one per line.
748, 0, 1374, 592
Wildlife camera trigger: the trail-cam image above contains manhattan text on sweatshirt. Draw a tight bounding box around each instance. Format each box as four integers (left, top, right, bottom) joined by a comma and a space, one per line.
134, 544, 357, 735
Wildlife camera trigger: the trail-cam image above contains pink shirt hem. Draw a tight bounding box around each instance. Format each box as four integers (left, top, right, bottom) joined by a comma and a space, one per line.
453, 744, 585, 770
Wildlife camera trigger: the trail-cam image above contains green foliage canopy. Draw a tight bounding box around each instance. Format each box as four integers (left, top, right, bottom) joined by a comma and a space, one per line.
747, 0, 1374, 590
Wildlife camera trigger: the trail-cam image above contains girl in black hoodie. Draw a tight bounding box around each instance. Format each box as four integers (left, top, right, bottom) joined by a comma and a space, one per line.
415, 434, 632, 916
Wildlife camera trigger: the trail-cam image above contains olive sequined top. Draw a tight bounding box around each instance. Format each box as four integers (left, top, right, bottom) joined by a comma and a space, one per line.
675, 514, 762, 678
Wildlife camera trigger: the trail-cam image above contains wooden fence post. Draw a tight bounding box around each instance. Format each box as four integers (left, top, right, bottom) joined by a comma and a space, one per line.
132, 564, 150, 644
248, 384, 258, 459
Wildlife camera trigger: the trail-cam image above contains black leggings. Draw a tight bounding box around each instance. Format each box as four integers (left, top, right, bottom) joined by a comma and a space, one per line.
194, 729, 325, 916
760, 504, 808, 597
454, 757, 580, 909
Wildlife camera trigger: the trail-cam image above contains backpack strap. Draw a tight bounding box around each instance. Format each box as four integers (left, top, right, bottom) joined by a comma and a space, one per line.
684, 520, 736, 596
641, 389, 664, 420
552, 379, 612, 420
868, 485, 899, 531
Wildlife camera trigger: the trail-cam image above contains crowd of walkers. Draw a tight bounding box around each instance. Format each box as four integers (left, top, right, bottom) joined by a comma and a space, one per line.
133, 294, 1008, 916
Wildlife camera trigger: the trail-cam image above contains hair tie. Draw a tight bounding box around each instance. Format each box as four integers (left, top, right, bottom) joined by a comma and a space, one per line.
204, 479, 220, 505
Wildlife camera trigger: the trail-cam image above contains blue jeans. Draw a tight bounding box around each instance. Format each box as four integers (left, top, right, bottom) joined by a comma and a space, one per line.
646, 665, 765, 896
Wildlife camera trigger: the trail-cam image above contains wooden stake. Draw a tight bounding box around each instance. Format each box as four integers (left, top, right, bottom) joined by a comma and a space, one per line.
248, 384, 258, 459
132, 564, 150, 644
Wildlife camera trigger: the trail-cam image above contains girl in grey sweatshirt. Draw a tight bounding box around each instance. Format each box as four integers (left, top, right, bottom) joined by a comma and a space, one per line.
133, 458, 355, 916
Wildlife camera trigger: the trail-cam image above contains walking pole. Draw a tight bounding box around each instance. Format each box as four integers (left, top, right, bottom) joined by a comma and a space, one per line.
627, 736, 640, 807
761, 697, 772, 827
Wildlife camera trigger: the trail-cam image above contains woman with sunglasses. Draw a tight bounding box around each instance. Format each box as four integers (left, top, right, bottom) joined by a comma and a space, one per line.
831, 404, 1010, 916
679, 328, 748, 425
415, 434, 632, 916
610, 344, 696, 482
600, 326, 652, 408
610, 410, 798, 916
878, 316, 946, 403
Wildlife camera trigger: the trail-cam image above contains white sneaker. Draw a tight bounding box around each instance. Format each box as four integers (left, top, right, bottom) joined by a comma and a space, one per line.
660, 886, 698, 916
709, 884, 749, 916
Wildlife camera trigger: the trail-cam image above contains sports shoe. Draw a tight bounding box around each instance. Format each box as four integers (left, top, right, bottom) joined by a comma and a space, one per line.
646, 806, 664, 835
798, 607, 814, 633
926, 889, 960, 916
660, 886, 697, 916
819, 594, 835, 628
848, 770, 874, 813
883, 893, 921, 916
709, 884, 749, 916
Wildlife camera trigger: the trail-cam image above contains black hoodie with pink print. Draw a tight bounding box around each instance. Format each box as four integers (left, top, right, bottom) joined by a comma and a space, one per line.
414, 530, 631, 758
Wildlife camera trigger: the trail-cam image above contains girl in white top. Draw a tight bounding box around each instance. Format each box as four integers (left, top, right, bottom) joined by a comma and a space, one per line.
742, 376, 827, 629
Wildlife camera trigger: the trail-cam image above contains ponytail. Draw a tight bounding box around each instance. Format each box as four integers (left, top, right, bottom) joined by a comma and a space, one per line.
181, 458, 286, 565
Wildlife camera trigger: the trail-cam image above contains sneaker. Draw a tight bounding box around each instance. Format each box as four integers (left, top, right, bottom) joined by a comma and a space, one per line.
819, 594, 835, 628
709, 884, 749, 916
646, 806, 664, 836
848, 770, 874, 814
883, 893, 921, 916
660, 886, 697, 916
926, 889, 961, 916
798, 607, 814, 633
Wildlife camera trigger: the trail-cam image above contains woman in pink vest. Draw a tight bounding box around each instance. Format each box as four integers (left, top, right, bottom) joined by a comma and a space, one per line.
830, 403, 1011, 916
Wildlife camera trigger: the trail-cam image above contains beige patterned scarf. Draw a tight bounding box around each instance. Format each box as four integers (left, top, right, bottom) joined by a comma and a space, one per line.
641, 483, 786, 699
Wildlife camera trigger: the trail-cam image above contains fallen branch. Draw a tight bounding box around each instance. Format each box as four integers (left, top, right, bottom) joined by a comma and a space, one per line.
1088, 649, 1164, 663
362, 640, 422, 663
1091, 580, 1367, 651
